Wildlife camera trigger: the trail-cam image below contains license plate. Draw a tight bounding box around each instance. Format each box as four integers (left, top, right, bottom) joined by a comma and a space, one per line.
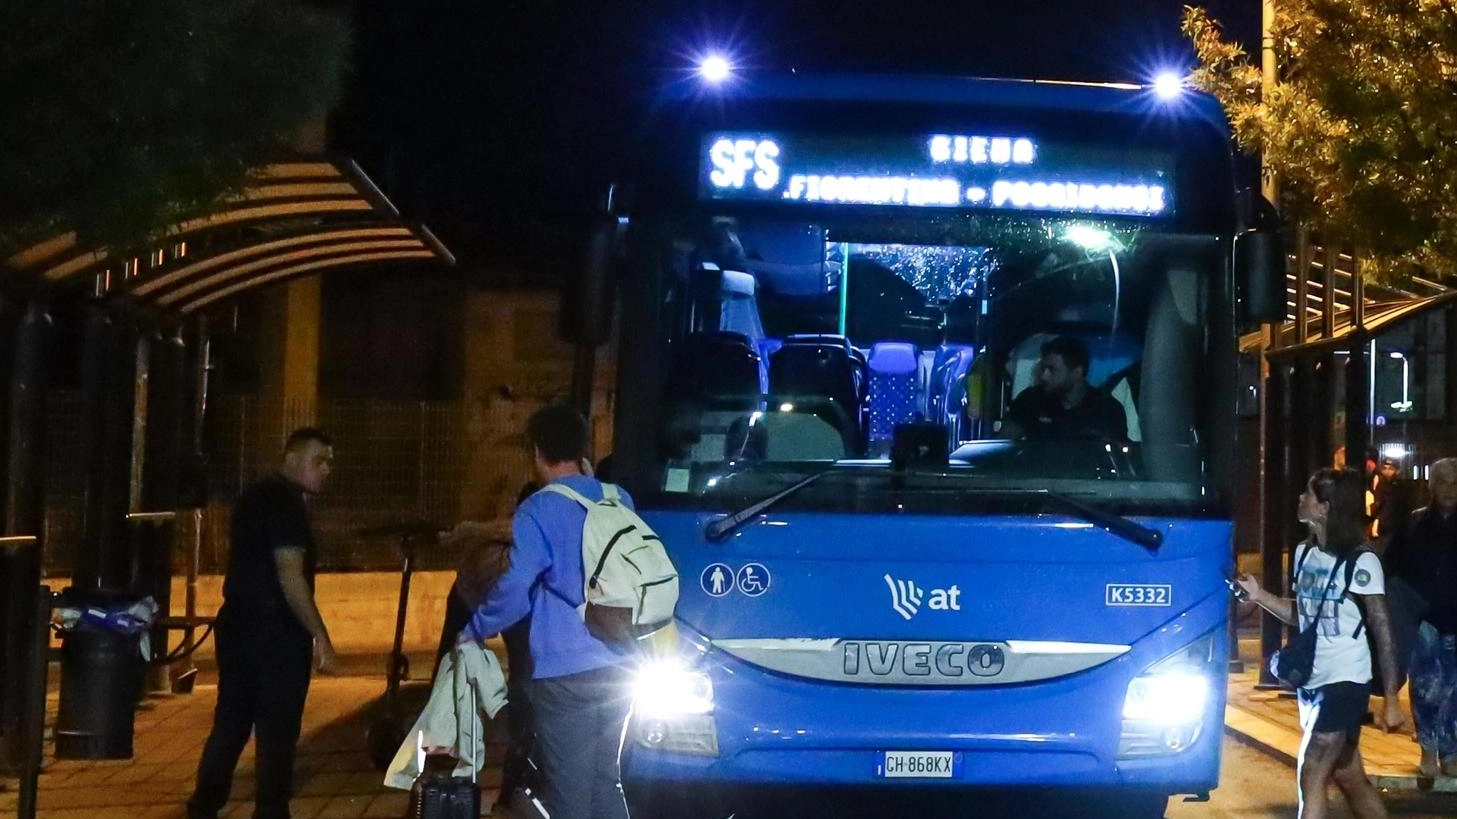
876, 750, 961, 779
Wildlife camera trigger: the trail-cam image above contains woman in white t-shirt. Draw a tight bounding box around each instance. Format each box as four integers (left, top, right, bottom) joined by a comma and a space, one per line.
1236, 467, 1406, 819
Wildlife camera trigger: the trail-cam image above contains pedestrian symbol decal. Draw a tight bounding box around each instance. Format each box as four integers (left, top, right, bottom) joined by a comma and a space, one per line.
701, 563, 734, 597
737, 563, 770, 597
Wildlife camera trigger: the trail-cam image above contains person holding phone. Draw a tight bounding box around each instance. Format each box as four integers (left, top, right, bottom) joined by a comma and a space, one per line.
1234, 467, 1405, 819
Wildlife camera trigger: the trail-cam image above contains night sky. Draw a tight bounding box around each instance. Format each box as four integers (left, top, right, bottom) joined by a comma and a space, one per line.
333, 0, 1259, 270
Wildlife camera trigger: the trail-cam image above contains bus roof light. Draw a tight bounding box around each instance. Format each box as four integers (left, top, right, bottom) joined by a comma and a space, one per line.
699, 55, 733, 83
1152, 72, 1185, 101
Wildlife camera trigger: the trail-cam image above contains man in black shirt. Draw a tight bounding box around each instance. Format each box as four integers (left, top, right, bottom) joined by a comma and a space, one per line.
1001, 336, 1128, 442
188, 428, 336, 819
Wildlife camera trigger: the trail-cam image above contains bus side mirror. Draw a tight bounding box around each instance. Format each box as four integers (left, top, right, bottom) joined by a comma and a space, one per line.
1235, 192, 1286, 324
560, 215, 622, 347
1237, 229, 1286, 324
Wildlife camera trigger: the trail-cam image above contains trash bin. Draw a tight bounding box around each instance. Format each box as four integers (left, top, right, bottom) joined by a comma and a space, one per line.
53, 590, 157, 759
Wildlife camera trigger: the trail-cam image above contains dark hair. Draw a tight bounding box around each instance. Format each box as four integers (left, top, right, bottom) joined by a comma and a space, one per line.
1041, 336, 1090, 373
526, 404, 589, 464
1308, 467, 1367, 555
284, 427, 333, 453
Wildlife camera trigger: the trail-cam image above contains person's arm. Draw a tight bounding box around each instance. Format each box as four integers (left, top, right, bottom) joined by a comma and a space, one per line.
464, 509, 551, 642
275, 547, 336, 674
1236, 573, 1299, 627
1349, 551, 1406, 730
1360, 593, 1402, 700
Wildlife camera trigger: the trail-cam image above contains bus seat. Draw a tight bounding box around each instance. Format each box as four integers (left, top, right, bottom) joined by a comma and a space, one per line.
669, 331, 763, 411
867, 342, 920, 443
928, 344, 975, 439
717, 270, 766, 344
770, 335, 865, 447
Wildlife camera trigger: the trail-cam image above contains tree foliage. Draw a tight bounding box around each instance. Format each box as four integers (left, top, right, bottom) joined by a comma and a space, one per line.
1183, 1, 1457, 280
0, 1, 349, 253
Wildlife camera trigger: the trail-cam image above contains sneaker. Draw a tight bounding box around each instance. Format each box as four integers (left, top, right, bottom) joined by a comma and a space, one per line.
1419, 745, 1440, 778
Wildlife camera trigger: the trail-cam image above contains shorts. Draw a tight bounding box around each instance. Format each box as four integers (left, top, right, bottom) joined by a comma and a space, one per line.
1298, 681, 1371, 741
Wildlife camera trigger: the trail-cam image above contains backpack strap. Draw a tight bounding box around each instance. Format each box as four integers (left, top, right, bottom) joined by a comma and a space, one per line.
1344, 548, 1373, 640
540, 482, 623, 508
1291, 541, 1315, 591
539, 482, 595, 508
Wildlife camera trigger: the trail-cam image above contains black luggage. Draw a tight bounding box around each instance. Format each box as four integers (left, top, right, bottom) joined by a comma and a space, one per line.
409, 767, 480, 819
407, 652, 482, 819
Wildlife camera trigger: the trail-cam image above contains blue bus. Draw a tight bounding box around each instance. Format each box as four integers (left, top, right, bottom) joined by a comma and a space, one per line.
571, 74, 1284, 817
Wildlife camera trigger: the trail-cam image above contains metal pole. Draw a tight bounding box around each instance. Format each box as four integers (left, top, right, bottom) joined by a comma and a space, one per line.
1254, 0, 1283, 686
1346, 259, 1368, 464
76, 304, 113, 590
2, 302, 50, 769
16, 582, 50, 819
127, 333, 151, 590
99, 313, 139, 590
1261, 0, 1278, 205
183, 318, 211, 681
1258, 358, 1289, 688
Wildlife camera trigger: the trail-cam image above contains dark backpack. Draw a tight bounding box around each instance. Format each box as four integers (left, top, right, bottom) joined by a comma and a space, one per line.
1272, 545, 1346, 689
1342, 548, 1412, 693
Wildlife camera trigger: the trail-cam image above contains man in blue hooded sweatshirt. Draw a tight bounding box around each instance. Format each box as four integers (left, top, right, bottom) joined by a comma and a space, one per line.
465, 403, 632, 819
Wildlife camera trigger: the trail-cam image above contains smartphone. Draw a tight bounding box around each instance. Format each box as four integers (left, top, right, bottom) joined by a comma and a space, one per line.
1226, 576, 1250, 601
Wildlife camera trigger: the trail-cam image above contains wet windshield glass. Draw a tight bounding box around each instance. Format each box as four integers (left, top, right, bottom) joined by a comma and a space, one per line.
648, 212, 1217, 508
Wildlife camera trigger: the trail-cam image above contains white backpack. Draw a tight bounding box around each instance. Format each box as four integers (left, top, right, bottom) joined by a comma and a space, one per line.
540, 483, 679, 650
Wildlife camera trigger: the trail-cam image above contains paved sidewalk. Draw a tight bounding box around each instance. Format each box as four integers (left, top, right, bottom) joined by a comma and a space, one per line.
1222, 645, 1456, 793
0, 670, 507, 819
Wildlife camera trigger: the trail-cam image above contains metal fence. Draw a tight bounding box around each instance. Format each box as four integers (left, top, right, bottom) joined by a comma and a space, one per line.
41, 390, 615, 576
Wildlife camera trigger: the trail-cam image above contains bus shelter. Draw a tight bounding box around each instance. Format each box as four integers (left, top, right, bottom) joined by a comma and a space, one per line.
0, 158, 453, 811
1248, 228, 1457, 684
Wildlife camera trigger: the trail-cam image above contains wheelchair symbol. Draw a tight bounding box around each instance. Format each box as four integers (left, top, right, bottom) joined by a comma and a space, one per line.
736, 563, 770, 597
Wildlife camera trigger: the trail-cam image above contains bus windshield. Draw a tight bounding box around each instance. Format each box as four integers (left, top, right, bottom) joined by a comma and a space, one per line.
647, 211, 1222, 511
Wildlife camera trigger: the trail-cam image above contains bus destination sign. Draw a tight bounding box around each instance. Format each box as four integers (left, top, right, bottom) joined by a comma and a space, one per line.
700, 131, 1172, 217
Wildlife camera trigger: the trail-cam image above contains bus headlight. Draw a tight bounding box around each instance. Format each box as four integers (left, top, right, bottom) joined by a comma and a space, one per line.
633, 660, 714, 718
631, 660, 719, 756
1118, 633, 1215, 758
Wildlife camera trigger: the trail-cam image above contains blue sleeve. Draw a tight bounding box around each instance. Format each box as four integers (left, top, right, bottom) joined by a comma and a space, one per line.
464, 508, 552, 642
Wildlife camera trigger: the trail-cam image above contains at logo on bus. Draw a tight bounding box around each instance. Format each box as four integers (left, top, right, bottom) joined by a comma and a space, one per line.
884, 574, 961, 620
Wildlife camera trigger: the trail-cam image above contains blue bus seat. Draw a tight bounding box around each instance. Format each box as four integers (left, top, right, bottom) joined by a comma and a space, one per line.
866, 341, 920, 443
928, 344, 976, 440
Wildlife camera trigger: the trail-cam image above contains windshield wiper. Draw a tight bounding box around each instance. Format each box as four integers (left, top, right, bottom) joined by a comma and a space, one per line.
704, 464, 858, 542
1004, 488, 1164, 552
704, 468, 1163, 551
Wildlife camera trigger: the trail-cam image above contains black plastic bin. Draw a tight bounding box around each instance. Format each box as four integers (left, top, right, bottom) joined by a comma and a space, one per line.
54, 593, 150, 760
